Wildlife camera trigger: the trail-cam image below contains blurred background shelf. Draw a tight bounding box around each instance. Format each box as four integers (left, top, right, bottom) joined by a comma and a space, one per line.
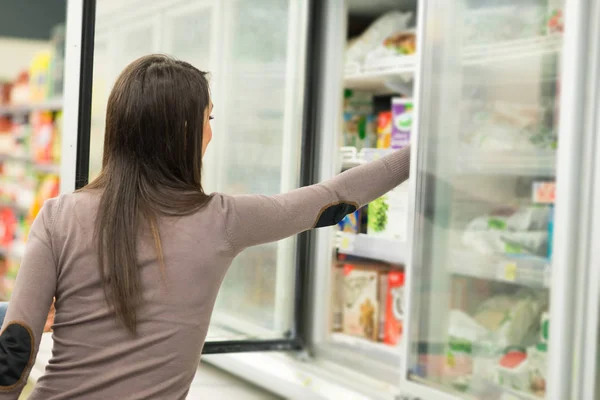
336, 232, 406, 265
0, 200, 30, 214
0, 97, 63, 116
450, 250, 550, 289
0, 154, 60, 174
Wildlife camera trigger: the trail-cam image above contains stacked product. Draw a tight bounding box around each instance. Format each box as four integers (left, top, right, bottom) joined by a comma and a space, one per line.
442, 289, 549, 397
345, 11, 416, 71
343, 93, 413, 152
331, 257, 404, 348
461, 205, 553, 260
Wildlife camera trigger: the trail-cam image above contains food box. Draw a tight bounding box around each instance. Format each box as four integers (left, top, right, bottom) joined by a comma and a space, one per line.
496, 348, 529, 391
391, 97, 412, 149
342, 264, 380, 340
383, 270, 405, 345
367, 183, 408, 241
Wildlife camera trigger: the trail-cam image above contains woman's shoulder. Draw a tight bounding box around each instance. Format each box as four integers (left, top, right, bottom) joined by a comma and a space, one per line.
39, 191, 101, 231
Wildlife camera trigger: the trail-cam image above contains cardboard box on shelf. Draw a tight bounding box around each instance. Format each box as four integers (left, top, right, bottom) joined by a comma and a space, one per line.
367, 182, 409, 241
384, 270, 405, 345
391, 97, 412, 149
342, 264, 380, 341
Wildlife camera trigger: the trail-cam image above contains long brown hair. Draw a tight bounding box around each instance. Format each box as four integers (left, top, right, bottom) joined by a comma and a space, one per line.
86, 55, 211, 334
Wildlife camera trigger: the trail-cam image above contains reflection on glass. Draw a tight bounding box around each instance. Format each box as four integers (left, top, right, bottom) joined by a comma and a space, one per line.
408, 1, 562, 399
90, 0, 305, 341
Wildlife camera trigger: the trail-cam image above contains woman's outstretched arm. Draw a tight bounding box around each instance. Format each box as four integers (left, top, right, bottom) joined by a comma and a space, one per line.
218, 146, 410, 253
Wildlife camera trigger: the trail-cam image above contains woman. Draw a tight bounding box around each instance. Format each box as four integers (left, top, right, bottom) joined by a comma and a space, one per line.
0, 55, 410, 399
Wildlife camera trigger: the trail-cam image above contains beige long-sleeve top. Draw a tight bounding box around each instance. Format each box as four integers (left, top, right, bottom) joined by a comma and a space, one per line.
0, 146, 410, 399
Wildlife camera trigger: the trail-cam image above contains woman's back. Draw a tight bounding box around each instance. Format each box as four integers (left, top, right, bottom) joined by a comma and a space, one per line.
29, 191, 233, 399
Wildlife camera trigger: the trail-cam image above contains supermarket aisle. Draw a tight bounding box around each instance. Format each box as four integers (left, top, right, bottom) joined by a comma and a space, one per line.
20, 364, 281, 399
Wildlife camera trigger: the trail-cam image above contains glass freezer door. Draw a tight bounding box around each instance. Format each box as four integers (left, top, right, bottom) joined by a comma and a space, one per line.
62, 0, 313, 353
404, 0, 567, 399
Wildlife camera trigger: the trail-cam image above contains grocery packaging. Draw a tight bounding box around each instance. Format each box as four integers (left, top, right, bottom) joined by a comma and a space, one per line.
472, 289, 547, 348
29, 51, 52, 103
367, 183, 409, 241
462, 5, 545, 45
391, 98, 412, 149
383, 270, 404, 345
462, 207, 552, 257
446, 310, 488, 379
338, 208, 361, 234
342, 90, 376, 150
546, 8, 564, 34
31, 111, 56, 163
346, 11, 413, 64
342, 113, 376, 150
331, 265, 344, 332
378, 273, 387, 342
506, 206, 551, 231
343, 89, 372, 114
48, 24, 66, 99
376, 111, 392, 149
342, 264, 380, 340
460, 101, 556, 151
532, 181, 555, 204
10, 71, 29, 105
364, 30, 416, 65
496, 347, 530, 391
528, 342, 547, 396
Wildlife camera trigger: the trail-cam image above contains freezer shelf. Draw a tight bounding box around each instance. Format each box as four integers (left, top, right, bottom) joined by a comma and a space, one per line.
330, 333, 401, 366
336, 232, 407, 265
344, 55, 416, 94
463, 35, 561, 66
0, 97, 63, 116
340, 147, 395, 171
450, 250, 550, 289
455, 149, 556, 177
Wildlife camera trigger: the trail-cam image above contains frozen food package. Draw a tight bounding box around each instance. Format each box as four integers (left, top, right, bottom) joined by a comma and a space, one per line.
343, 89, 373, 114
331, 265, 344, 332
446, 310, 489, 379
364, 30, 416, 63
506, 206, 551, 231
343, 113, 367, 148
376, 111, 392, 149
378, 272, 388, 342
346, 11, 413, 64
465, 214, 508, 232
473, 289, 547, 348
391, 98, 412, 149
367, 183, 408, 241
342, 264, 380, 340
500, 231, 548, 256
384, 270, 405, 345
338, 208, 361, 234
462, 5, 545, 45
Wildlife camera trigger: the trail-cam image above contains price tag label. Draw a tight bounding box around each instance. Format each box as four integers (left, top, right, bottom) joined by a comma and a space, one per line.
498, 262, 517, 282
532, 181, 556, 204
339, 234, 355, 252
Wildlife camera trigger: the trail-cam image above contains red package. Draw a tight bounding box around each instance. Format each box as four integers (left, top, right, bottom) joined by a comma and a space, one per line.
384, 270, 404, 345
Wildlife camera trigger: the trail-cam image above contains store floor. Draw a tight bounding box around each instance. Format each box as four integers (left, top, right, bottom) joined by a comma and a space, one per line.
19, 364, 282, 399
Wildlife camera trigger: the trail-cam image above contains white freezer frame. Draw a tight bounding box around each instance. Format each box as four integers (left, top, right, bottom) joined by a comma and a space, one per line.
399, 1, 595, 400
570, 1, 600, 399
60, 0, 84, 194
